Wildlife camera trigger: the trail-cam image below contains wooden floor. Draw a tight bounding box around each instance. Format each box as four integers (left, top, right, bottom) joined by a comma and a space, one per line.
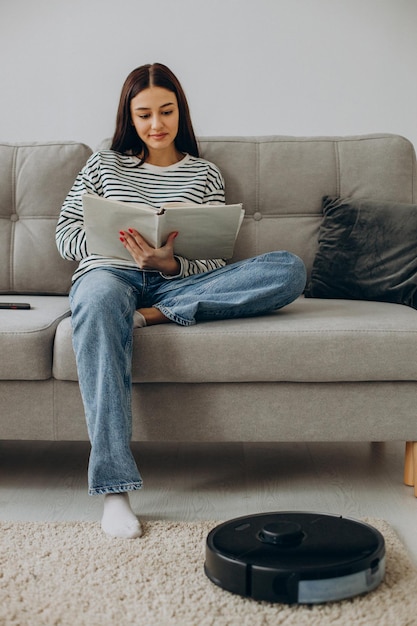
1, 440, 417, 564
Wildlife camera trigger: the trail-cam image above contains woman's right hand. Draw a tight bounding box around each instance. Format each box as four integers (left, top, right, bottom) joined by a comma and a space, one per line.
120, 228, 180, 275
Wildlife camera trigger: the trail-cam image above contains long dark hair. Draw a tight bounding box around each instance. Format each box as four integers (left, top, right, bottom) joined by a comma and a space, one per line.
111, 63, 199, 161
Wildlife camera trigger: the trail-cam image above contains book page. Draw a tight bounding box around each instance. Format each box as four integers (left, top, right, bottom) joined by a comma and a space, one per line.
83, 194, 159, 261
160, 204, 244, 259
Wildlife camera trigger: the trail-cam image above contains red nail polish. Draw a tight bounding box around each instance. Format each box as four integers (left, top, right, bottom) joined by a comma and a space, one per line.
128, 228, 134, 234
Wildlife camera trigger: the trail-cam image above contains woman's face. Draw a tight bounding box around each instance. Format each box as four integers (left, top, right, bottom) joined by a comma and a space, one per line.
130, 86, 180, 157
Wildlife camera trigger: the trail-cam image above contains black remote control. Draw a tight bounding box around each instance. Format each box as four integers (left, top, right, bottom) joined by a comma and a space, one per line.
0, 303, 31, 309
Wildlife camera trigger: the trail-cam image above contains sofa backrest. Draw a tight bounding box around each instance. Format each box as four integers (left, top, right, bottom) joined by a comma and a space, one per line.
0, 142, 92, 295
1, 135, 415, 295
199, 134, 417, 275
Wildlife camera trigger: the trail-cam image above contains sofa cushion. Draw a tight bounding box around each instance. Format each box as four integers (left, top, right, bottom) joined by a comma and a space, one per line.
306, 196, 417, 307
53, 296, 417, 384
0, 295, 71, 380
0, 142, 92, 295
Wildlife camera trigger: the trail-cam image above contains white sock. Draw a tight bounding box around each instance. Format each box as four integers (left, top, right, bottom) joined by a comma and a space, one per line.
101, 493, 143, 539
133, 311, 147, 328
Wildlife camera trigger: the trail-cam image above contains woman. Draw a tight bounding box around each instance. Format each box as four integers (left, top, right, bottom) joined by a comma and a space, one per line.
56, 63, 306, 539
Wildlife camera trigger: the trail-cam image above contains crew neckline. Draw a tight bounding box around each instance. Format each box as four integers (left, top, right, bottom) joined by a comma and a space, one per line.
136, 153, 190, 172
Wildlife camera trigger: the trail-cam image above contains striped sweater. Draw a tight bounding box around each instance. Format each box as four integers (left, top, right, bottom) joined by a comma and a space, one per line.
56, 150, 227, 283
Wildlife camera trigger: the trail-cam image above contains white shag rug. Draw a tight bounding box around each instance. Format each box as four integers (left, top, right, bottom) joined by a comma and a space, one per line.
0, 518, 415, 626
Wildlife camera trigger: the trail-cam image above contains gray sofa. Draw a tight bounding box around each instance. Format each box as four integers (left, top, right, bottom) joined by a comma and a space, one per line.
2, 134, 417, 495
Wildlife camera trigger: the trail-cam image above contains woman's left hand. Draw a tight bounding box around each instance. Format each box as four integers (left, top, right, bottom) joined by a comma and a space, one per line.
120, 228, 180, 276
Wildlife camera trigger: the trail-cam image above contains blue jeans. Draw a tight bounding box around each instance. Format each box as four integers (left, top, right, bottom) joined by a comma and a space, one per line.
69, 252, 306, 495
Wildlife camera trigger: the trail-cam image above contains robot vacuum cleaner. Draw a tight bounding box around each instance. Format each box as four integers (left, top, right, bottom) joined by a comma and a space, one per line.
204, 512, 385, 604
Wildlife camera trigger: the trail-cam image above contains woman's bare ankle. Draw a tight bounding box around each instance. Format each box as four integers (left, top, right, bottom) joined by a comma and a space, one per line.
137, 307, 170, 326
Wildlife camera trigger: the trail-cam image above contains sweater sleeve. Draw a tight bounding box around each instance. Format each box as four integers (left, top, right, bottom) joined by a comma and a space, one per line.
55, 154, 101, 261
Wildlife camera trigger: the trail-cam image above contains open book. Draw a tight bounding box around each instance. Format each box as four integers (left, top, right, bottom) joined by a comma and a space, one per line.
83, 194, 244, 261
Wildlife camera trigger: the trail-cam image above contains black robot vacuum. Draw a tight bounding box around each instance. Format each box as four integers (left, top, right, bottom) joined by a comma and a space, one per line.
204, 512, 385, 604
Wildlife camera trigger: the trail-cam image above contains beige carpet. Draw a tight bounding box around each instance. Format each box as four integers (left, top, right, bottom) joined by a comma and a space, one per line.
0, 518, 415, 626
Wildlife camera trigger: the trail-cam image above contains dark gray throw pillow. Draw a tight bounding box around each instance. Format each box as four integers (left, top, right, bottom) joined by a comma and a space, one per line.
305, 196, 417, 308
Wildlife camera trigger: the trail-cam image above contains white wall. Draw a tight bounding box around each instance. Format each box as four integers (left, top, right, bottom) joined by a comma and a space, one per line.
1, 0, 417, 150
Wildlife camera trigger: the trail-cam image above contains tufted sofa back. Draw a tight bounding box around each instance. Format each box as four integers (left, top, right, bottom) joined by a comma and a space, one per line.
0, 135, 415, 295
199, 134, 417, 276
0, 142, 92, 294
